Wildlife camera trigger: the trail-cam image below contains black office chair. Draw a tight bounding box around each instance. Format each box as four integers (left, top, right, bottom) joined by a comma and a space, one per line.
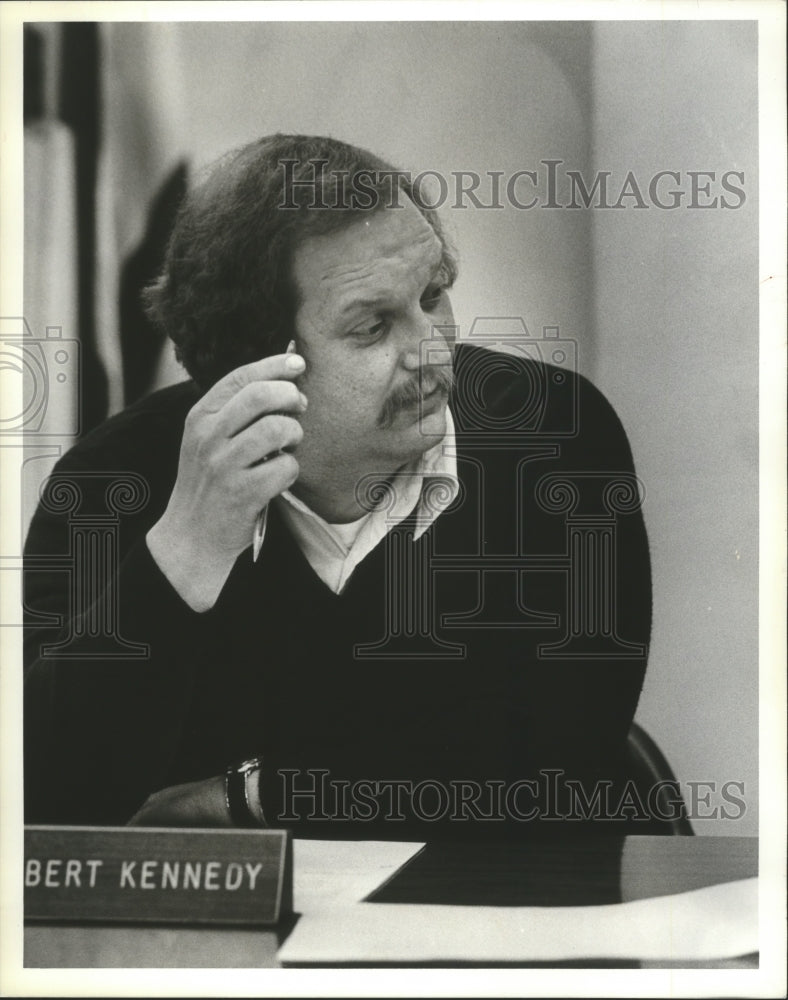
624, 721, 694, 835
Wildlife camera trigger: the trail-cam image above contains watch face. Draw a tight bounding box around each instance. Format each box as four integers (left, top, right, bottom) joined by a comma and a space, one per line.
239, 757, 263, 774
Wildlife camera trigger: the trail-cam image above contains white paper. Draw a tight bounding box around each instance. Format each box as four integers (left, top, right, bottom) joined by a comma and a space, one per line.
292, 839, 425, 912
279, 876, 758, 965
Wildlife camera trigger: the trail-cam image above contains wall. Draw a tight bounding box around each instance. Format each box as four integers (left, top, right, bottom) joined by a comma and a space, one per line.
146, 21, 596, 388
590, 21, 759, 834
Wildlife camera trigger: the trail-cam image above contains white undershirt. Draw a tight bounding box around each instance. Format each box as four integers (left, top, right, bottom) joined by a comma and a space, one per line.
271, 409, 459, 594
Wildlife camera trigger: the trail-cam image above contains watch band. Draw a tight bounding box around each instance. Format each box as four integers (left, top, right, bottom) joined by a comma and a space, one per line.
225, 757, 264, 828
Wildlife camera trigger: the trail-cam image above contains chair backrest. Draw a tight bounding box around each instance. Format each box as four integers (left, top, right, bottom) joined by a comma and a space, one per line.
625, 721, 694, 835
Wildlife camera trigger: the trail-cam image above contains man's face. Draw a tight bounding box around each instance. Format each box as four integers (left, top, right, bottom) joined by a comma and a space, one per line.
291, 199, 456, 483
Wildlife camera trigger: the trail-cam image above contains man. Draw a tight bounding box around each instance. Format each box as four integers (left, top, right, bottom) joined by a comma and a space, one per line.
24, 134, 652, 836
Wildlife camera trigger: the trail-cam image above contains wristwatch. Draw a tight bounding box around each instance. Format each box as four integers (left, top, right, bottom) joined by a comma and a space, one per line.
224, 756, 266, 828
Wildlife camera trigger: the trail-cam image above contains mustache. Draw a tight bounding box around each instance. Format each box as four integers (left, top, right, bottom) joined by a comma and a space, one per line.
377, 365, 455, 429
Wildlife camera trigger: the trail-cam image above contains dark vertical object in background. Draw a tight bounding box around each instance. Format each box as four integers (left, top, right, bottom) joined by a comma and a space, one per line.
59, 23, 108, 435
119, 163, 189, 406
23, 27, 44, 122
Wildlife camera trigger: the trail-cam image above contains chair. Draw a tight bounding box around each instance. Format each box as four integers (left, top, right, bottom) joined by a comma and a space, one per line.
625, 721, 694, 835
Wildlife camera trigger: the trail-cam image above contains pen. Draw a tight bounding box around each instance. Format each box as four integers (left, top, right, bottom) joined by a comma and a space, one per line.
252, 339, 298, 562
252, 504, 268, 562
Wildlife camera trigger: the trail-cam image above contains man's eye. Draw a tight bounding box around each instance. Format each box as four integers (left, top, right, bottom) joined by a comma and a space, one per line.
420, 285, 446, 312
351, 319, 388, 340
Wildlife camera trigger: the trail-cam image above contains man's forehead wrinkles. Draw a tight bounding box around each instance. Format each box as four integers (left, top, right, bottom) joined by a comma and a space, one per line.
310, 244, 443, 289
315, 232, 441, 284
294, 205, 447, 326
317, 260, 385, 285
405, 226, 443, 264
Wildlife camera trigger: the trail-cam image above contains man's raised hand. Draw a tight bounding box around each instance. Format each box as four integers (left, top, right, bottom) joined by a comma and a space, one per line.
146, 350, 307, 611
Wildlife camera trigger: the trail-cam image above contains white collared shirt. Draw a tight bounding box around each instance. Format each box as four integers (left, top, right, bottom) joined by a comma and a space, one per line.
269, 410, 459, 594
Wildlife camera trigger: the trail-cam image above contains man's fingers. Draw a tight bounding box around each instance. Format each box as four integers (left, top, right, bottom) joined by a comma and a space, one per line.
250, 451, 300, 501
229, 414, 304, 467
215, 379, 307, 437
196, 351, 307, 415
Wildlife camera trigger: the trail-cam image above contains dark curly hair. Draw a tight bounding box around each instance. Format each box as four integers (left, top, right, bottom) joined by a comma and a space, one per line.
143, 133, 458, 389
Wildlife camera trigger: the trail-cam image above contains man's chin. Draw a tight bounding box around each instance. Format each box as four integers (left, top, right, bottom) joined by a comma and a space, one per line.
386, 402, 448, 456
416, 406, 448, 441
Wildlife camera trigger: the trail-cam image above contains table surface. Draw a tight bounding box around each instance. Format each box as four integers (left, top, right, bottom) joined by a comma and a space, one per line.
24, 834, 758, 969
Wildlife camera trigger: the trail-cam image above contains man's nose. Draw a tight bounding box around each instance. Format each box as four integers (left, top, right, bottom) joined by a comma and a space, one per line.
400, 314, 454, 372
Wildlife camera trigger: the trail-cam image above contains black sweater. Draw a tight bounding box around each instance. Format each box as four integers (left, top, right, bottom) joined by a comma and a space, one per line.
24, 345, 651, 837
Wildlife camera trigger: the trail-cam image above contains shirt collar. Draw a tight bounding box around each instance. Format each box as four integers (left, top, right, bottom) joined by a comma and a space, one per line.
281, 409, 457, 531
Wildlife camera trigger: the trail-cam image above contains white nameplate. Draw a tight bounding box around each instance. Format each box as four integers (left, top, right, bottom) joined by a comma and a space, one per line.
25, 825, 292, 926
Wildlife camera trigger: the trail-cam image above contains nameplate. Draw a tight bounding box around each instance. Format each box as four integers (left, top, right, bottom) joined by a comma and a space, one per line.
24, 825, 292, 926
